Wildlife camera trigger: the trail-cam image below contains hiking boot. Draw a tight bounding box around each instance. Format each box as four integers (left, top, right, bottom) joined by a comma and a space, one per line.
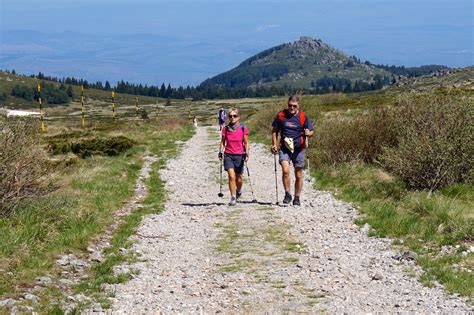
228, 196, 237, 206
283, 192, 292, 204
236, 190, 242, 201
293, 196, 301, 206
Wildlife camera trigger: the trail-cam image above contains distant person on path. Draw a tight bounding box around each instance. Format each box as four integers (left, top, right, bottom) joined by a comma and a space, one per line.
217, 108, 227, 130
219, 108, 249, 206
271, 95, 314, 206
193, 115, 198, 128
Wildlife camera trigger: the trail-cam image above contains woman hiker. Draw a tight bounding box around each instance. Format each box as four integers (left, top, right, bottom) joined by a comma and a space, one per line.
218, 108, 249, 206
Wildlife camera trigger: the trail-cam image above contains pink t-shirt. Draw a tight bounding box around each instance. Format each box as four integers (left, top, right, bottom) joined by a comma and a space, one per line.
222, 124, 248, 155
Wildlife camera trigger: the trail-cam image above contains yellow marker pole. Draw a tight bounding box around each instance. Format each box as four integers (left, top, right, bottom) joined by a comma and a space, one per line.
112, 90, 116, 121
81, 85, 85, 128
37, 84, 45, 131
135, 97, 139, 115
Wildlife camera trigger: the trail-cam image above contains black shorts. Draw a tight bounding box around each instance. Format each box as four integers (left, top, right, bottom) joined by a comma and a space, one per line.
223, 153, 244, 175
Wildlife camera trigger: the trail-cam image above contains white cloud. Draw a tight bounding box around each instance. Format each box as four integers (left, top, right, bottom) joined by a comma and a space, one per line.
255, 24, 279, 32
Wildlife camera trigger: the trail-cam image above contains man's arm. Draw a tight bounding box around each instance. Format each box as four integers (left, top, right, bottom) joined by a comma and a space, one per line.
304, 114, 315, 137
271, 128, 279, 154
304, 129, 314, 137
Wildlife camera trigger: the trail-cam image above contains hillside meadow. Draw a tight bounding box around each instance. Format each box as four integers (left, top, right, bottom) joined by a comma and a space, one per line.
0, 69, 472, 309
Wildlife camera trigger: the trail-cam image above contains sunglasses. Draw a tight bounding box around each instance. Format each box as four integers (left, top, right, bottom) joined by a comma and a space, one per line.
288, 104, 298, 108
229, 114, 239, 118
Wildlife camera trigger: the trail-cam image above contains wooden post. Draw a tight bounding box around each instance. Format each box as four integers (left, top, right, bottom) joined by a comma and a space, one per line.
37, 84, 45, 131
112, 90, 116, 121
81, 85, 85, 127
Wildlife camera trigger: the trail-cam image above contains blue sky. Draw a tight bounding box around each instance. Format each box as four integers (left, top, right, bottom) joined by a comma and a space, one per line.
1, 0, 472, 86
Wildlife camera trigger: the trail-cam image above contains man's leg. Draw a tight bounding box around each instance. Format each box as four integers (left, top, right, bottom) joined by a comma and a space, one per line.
280, 160, 291, 193
292, 150, 306, 205
294, 167, 303, 197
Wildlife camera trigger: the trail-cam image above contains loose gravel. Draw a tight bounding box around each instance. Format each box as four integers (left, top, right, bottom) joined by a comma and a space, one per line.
102, 126, 471, 313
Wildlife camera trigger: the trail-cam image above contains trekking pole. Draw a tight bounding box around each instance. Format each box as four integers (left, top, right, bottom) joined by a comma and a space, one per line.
273, 153, 279, 205
218, 159, 224, 197
245, 162, 257, 203
305, 136, 310, 173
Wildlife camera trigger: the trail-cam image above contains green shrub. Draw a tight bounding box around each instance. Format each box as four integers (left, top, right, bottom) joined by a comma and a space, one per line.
314, 92, 473, 191
49, 136, 135, 158
0, 118, 50, 215
380, 94, 473, 191
314, 107, 397, 164
140, 109, 149, 120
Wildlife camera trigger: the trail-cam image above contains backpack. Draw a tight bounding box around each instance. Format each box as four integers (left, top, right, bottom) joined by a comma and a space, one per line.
277, 110, 306, 148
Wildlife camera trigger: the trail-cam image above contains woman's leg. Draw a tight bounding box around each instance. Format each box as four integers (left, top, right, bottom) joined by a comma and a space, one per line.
236, 173, 243, 193
227, 168, 236, 197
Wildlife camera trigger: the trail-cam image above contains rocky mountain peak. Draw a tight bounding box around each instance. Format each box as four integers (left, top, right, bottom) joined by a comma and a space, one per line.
292, 36, 328, 51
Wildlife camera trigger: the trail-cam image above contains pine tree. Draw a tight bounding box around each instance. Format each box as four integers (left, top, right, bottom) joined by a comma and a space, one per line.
165, 84, 172, 98
67, 85, 74, 97
159, 83, 166, 97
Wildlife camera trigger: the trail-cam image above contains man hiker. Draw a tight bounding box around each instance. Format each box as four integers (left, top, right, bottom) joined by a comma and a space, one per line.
271, 95, 314, 206
219, 108, 249, 206
217, 107, 227, 130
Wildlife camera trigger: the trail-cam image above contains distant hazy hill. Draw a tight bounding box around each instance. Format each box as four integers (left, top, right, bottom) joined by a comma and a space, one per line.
200, 37, 447, 90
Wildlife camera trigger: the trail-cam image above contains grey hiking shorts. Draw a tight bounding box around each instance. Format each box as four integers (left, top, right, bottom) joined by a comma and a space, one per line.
224, 153, 245, 175
279, 148, 305, 169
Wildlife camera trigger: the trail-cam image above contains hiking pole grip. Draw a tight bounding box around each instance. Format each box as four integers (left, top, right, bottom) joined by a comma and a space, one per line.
218, 159, 224, 197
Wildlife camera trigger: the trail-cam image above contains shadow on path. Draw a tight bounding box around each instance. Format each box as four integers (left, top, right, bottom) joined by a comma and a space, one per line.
181, 202, 226, 207
238, 200, 274, 206
181, 201, 274, 207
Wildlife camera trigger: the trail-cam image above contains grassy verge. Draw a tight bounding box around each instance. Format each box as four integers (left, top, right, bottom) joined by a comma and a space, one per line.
314, 162, 473, 300
72, 126, 194, 310
0, 117, 193, 312
0, 150, 142, 299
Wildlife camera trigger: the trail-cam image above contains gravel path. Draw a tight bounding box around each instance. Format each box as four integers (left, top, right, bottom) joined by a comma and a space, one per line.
105, 126, 471, 313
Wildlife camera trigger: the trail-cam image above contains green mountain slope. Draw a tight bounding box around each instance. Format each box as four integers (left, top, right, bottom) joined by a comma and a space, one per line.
200, 36, 393, 89
0, 71, 165, 110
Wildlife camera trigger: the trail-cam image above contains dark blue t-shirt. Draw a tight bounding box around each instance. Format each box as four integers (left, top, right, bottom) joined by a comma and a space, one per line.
218, 111, 226, 123
272, 111, 314, 149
